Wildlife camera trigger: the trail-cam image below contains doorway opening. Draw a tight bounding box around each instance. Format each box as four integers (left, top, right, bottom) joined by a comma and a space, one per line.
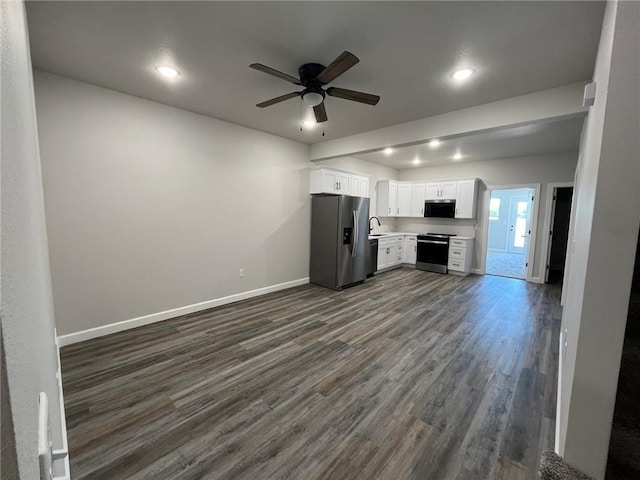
545, 186, 574, 284
486, 187, 535, 280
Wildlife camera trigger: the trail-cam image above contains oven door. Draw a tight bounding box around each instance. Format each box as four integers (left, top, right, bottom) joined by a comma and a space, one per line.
416, 238, 449, 273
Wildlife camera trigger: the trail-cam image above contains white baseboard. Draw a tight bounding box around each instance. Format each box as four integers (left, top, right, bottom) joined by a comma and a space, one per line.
530, 276, 544, 284
471, 268, 483, 275
58, 277, 310, 347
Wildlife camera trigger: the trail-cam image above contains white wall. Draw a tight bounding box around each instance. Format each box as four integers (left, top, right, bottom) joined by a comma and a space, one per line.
34, 72, 312, 337
557, 1, 640, 478
1, 2, 63, 478
396, 153, 578, 279
316, 156, 398, 233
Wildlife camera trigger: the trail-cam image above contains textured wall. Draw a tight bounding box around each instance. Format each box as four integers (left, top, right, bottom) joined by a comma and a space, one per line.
1, 1, 63, 477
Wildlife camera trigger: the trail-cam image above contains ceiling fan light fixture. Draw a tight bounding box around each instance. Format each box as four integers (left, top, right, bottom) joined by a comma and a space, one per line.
302, 91, 324, 107
303, 119, 317, 129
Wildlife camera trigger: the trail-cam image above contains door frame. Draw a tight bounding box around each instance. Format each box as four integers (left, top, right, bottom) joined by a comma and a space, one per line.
540, 182, 574, 282
480, 183, 541, 282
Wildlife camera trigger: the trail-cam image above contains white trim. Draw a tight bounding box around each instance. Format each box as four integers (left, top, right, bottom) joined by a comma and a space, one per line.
53, 330, 70, 479
481, 183, 541, 283
58, 278, 310, 346
541, 182, 574, 283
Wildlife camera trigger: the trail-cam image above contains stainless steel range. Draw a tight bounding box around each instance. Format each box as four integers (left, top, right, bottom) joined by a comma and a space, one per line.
416, 233, 457, 274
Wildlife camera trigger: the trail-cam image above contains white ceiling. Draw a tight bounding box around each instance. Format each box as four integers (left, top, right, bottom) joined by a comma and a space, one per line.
26, 1, 604, 144
354, 117, 583, 169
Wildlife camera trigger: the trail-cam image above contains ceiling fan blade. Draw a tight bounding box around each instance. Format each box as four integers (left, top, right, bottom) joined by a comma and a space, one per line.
317, 51, 359, 85
256, 92, 300, 108
313, 103, 328, 123
326, 87, 380, 106
250, 63, 302, 85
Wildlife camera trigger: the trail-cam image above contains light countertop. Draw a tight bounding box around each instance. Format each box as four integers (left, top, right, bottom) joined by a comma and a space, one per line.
368, 232, 475, 240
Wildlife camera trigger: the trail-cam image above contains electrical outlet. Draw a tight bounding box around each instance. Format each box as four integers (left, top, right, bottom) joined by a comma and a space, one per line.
239, 268, 245, 278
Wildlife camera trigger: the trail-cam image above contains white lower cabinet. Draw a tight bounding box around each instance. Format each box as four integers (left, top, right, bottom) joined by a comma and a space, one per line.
447, 238, 474, 275
377, 236, 410, 270
405, 236, 417, 264
377, 237, 397, 270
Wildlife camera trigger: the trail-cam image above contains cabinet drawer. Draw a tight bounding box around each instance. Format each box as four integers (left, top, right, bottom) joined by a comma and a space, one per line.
448, 258, 464, 272
449, 238, 467, 248
448, 247, 466, 260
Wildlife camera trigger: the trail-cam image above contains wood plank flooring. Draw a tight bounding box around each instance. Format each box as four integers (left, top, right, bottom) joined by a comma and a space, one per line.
60, 268, 560, 479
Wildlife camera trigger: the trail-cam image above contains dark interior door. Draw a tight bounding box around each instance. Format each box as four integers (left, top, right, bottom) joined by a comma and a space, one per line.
548, 187, 573, 284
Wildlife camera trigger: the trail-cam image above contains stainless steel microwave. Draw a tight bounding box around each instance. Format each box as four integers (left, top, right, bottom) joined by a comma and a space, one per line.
424, 199, 456, 218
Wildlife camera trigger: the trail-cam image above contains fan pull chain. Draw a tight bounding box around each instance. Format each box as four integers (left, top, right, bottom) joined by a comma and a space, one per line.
299, 99, 303, 132
322, 123, 325, 137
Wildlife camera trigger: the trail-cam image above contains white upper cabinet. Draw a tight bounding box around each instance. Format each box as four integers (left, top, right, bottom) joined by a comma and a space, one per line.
377, 180, 398, 216
377, 178, 479, 218
426, 181, 457, 200
358, 176, 370, 198
397, 183, 412, 217
310, 168, 370, 198
410, 183, 426, 217
455, 179, 478, 219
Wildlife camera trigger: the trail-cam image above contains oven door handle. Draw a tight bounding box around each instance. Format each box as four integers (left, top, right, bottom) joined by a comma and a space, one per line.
418, 240, 448, 245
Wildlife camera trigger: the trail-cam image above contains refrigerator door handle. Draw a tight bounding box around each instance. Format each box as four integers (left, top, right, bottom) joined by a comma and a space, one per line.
352, 210, 358, 258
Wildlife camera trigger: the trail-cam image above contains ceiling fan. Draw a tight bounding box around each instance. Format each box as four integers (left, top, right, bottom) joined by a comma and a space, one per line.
250, 51, 380, 124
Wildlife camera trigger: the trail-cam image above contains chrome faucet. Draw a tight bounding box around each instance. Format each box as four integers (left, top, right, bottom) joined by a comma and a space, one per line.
369, 216, 381, 233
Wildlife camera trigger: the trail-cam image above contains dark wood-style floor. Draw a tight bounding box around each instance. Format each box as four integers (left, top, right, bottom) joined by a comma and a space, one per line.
61, 268, 560, 480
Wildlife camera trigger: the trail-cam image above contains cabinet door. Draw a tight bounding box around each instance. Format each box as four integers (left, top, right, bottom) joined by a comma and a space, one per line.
321, 170, 339, 193
360, 177, 370, 198
388, 244, 397, 265
425, 183, 441, 200
388, 182, 398, 217
405, 237, 417, 264
377, 245, 386, 270
397, 183, 411, 216
351, 176, 362, 197
410, 183, 426, 216
441, 181, 457, 199
336, 173, 351, 194
456, 180, 476, 218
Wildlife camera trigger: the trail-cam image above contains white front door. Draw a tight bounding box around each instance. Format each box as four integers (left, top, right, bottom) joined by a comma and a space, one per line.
507, 195, 532, 254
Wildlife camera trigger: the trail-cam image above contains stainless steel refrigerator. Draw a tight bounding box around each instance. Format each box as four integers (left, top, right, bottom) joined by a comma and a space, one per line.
310, 194, 370, 290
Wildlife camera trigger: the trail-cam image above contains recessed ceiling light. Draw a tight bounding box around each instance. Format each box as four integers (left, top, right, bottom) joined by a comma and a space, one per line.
303, 120, 316, 129
413, 157, 421, 165
451, 68, 475, 81
453, 152, 463, 160
429, 139, 441, 148
383, 147, 394, 155
156, 65, 180, 78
